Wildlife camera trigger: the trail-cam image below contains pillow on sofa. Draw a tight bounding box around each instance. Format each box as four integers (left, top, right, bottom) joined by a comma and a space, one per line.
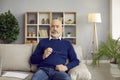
72, 45, 83, 61
0, 44, 33, 71
0, 56, 2, 76
30, 44, 38, 72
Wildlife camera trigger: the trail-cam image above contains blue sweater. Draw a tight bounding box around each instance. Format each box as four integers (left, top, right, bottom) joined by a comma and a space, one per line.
30, 38, 79, 71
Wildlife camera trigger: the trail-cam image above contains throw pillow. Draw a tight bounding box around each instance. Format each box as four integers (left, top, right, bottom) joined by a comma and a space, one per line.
0, 44, 33, 71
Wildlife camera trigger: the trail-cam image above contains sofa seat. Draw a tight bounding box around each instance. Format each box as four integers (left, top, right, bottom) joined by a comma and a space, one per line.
0, 44, 91, 80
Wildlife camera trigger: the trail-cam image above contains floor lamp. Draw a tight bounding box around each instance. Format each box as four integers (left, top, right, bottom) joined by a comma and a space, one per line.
88, 13, 102, 57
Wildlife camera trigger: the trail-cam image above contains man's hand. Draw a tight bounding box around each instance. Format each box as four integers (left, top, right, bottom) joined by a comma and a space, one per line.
43, 47, 53, 59
55, 64, 68, 72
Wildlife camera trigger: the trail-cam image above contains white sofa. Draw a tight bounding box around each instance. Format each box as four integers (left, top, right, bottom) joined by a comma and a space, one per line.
0, 44, 91, 80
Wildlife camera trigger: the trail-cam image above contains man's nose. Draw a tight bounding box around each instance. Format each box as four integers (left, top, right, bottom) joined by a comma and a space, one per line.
53, 26, 57, 30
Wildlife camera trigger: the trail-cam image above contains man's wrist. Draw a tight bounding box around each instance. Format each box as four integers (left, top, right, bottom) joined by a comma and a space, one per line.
43, 54, 47, 59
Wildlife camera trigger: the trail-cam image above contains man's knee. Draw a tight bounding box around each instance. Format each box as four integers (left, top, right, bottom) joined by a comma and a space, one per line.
53, 72, 71, 80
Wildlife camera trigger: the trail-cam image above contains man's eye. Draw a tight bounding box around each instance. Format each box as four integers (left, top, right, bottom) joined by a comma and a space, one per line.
56, 26, 59, 28
51, 25, 55, 27
51, 25, 59, 28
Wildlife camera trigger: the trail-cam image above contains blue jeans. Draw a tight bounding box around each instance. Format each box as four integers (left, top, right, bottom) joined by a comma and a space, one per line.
32, 67, 71, 80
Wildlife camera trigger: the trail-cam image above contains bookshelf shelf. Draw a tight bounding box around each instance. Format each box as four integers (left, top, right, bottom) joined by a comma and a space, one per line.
25, 11, 77, 44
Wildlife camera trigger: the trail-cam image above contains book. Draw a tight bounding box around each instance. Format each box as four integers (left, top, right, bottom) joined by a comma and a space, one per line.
2, 71, 29, 79
39, 29, 48, 37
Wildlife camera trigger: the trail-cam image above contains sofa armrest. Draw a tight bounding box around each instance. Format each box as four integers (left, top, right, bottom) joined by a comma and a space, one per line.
68, 63, 91, 80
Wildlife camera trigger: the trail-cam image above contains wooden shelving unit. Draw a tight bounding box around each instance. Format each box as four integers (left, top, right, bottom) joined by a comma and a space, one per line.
25, 11, 77, 45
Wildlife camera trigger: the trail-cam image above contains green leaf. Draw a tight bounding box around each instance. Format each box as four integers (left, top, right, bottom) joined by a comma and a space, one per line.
91, 33, 120, 69
0, 10, 19, 43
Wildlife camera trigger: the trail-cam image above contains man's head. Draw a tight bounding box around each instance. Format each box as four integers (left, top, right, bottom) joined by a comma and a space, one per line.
50, 19, 63, 39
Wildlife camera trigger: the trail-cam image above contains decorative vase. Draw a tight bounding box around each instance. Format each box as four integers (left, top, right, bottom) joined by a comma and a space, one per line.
67, 34, 71, 37
41, 18, 45, 24
110, 63, 120, 77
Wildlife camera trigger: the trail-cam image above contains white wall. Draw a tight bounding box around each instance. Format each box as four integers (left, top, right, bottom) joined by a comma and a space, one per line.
0, 0, 110, 59
111, 0, 120, 40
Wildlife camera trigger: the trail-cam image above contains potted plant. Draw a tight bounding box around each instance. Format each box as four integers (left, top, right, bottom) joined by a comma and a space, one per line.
0, 10, 19, 43
67, 32, 71, 37
92, 34, 120, 69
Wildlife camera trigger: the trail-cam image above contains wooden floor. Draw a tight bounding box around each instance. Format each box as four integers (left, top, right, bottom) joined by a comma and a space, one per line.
87, 63, 120, 80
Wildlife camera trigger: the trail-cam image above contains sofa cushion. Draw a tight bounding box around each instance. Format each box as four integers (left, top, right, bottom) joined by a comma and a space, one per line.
0, 44, 33, 71
0, 56, 2, 76
72, 45, 83, 61
0, 77, 22, 80
68, 63, 91, 80
30, 44, 38, 72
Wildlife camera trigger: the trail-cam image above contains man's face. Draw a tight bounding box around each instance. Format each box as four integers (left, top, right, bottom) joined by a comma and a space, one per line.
50, 19, 63, 38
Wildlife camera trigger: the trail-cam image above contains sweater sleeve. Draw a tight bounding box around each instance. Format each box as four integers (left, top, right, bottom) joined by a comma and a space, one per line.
30, 41, 44, 64
66, 44, 80, 70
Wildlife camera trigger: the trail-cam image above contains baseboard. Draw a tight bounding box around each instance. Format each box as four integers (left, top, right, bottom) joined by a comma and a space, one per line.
82, 60, 110, 65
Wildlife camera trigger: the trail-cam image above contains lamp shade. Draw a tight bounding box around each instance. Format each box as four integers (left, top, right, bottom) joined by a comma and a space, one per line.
88, 13, 101, 23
